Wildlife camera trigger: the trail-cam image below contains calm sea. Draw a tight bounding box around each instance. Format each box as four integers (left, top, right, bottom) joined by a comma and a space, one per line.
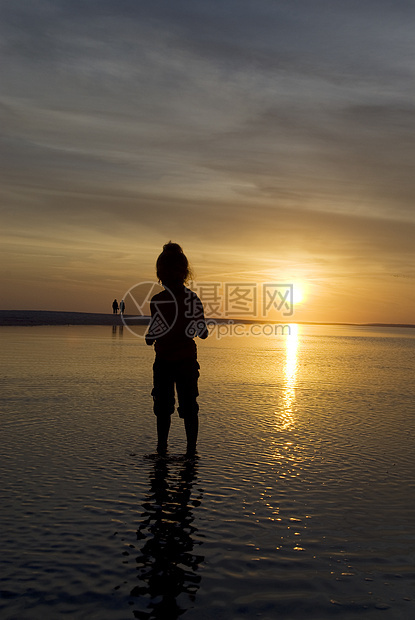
1, 324, 414, 619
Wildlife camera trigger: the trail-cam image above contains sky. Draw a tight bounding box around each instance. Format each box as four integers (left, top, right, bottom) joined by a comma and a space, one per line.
1, 0, 414, 323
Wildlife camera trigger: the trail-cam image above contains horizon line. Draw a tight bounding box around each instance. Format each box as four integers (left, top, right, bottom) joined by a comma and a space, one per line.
0, 310, 414, 329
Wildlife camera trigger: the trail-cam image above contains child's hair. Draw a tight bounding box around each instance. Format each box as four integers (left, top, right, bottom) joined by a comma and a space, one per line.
156, 242, 193, 285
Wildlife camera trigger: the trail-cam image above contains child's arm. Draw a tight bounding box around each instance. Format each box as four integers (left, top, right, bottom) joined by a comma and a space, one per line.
195, 297, 208, 339
184, 293, 209, 340
199, 322, 209, 339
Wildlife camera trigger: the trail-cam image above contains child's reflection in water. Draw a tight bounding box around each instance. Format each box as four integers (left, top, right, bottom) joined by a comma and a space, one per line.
130, 458, 204, 619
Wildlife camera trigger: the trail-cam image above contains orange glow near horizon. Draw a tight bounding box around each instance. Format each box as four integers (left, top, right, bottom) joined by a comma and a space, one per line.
1, 233, 414, 324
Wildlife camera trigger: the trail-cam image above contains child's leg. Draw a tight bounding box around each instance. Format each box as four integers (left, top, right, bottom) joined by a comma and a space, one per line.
176, 360, 200, 455
156, 416, 171, 454
183, 415, 198, 456
152, 359, 175, 453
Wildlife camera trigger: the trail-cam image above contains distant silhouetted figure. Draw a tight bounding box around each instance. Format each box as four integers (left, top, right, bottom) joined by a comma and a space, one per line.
119, 299, 125, 315
112, 299, 119, 314
146, 242, 208, 458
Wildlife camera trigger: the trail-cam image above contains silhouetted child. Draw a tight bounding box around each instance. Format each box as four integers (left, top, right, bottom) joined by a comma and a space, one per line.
112, 299, 119, 314
146, 242, 208, 457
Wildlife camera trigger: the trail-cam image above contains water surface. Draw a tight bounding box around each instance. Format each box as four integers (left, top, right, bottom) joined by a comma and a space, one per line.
1, 324, 414, 619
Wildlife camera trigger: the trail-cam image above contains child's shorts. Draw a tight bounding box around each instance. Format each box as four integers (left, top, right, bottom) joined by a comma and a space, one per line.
151, 358, 200, 419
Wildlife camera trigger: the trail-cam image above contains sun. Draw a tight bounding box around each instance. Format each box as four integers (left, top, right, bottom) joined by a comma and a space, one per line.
292, 283, 305, 305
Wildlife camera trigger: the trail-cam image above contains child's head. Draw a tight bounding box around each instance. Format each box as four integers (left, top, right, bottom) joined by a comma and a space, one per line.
156, 242, 192, 286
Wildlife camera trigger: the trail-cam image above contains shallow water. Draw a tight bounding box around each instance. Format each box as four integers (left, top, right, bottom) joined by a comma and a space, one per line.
1, 324, 415, 619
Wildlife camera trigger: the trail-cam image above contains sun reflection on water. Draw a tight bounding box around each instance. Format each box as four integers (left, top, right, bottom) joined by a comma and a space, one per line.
266, 324, 307, 537
279, 323, 299, 431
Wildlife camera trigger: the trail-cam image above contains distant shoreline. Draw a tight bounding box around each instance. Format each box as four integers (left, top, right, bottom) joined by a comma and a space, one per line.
0, 310, 150, 326
0, 310, 414, 329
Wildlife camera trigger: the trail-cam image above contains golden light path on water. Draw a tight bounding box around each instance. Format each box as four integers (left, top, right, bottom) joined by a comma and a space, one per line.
269, 322, 305, 491
265, 324, 307, 551
280, 323, 299, 431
